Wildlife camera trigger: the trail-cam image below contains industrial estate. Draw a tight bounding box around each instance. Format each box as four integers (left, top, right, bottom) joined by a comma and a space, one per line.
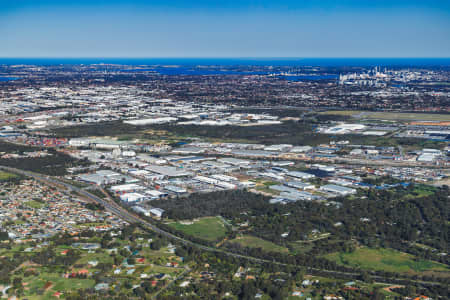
0, 60, 448, 300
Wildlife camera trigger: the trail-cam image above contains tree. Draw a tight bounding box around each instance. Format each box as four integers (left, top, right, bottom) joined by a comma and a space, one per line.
150, 239, 162, 250
12, 277, 22, 289
124, 281, 132, 289
0, 231, 10, 241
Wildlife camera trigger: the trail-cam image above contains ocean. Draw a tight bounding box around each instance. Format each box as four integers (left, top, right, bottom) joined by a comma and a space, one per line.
0, 76, 20, 81
0, 58, 449, 67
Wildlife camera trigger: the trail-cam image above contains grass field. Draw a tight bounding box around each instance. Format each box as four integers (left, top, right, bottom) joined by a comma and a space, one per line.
75, 251, 114, 265
320, 110, 450, 122
404, 185, 436, 199
168, 216, 228, 242
228, 235, 289, 253
25, 200, 45, 209
140, 264, 184, 276
288, 241, 314, 254
324, 247, 449, 274
24, 272, 95, 300
0, 171, 18, 181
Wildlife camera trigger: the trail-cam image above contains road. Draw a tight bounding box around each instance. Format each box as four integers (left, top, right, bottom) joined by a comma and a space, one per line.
0, 165, 445, 288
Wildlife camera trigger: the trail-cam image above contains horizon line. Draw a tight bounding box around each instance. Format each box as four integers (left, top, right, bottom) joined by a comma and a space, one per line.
1, 57, 450, 59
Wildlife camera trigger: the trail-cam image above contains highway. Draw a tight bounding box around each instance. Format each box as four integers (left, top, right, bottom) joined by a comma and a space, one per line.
0, 165, 445, 288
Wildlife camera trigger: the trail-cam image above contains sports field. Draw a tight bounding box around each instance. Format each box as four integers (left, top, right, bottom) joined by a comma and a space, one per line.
324, 247, 449, 274
168, 216, 228, 241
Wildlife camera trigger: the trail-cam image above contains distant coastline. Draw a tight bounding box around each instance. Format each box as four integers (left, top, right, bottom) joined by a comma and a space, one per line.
0, 57, 449, 67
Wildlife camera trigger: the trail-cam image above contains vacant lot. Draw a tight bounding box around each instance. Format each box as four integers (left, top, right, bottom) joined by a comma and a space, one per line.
168, 216, 228, 242
228, 235, 289, 253
324, 247, 449, 274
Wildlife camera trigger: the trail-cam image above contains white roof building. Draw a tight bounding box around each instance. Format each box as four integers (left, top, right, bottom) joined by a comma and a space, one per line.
132, 205, 151, 216
323, 123, 366, 134
120, 193, 147, 203
320, 184, 356, 196
211, 174, 238, 182
218, 157, 250, 166
150, 208, 165, 218
264, 144, 293, 152
172, 147, 206, 154
124, 117, 177, 125
194, 176, 218, 185
111, 184, 146, 193
122, 150, 136, 157
216, 181, 237, 189
287, 171, 315, 179
145, 165, 191, 177
145, 190, 167, 198
290, 146, 313, 153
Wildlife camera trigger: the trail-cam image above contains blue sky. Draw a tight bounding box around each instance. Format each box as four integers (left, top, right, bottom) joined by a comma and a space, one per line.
0, 0, 449, 57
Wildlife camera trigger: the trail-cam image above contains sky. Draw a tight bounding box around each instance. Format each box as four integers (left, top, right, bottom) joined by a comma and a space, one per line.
0, 0, 449, 58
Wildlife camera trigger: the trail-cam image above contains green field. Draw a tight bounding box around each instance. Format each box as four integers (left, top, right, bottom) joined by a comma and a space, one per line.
288, 241, 314, 254
25, 200, 45, 209
228, 235, 289, 253
321, 110, 450, 122
24, 272, 95, 299
0, 171, 18, 181
139, 264, 184, 276
404, 184, 436, 199
168, 216, 228, 242
324, 247, 449, 274
75, 250, 114, 265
